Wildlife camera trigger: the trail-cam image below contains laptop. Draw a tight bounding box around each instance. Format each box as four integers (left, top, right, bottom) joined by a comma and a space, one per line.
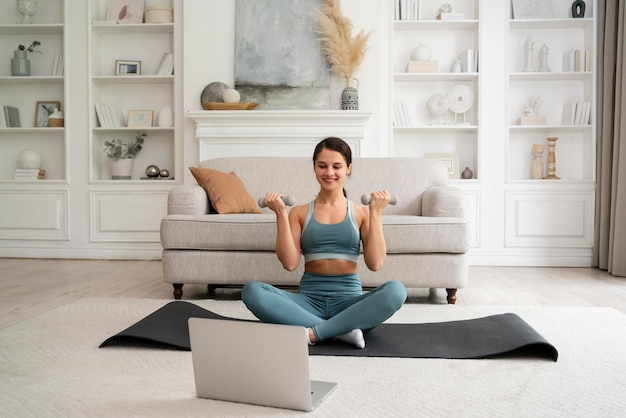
188, 317, 337, 412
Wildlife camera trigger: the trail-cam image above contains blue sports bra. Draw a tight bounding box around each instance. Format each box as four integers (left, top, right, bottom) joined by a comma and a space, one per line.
301, 200, 360, 263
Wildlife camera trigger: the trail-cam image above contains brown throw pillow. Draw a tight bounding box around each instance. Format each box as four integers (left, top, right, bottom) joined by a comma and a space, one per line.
189, 166, 261, 214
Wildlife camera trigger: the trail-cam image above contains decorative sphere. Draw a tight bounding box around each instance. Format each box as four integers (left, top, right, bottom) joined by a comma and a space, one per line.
145, 165, 160, 177
200, 82, 231, 103
17, 149, 42, 169
411, 44, 431, 61
159, 169, 170, 178
222, 89, 241, 103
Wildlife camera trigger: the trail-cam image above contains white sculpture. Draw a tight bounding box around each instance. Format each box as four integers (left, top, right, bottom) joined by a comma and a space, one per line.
524, 96, 543, 117
448, 85, 473, 125
523, 35, 535, 72
538, 44, 551, 72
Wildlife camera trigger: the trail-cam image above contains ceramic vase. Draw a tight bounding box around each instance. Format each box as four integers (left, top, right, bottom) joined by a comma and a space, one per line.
110, 158, 134, 180
341, 77, 359, 110
11, 50, 30, 76
461, 167, 474, 179
16, 0, 38, 24
571, 0, 585, 18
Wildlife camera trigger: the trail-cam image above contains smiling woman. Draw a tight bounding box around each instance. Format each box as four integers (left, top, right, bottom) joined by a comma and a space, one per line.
241, 136, 407, 349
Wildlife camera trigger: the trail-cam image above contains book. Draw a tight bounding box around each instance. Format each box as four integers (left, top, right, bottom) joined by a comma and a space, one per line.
1, 106, 21, 127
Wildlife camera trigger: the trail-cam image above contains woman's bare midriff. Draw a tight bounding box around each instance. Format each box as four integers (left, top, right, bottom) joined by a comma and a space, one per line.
304, 259, 358, 275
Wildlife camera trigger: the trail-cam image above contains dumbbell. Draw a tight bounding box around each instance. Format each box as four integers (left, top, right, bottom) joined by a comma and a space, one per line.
360, 193, 398, 205
258, 195, 296, 208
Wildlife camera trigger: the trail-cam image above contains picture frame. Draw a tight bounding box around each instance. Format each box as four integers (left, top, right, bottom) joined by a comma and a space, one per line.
106, 0, 145, 23
425, 153, 460, 179
127, 110, 153, 128
511, 0, 553, 19
115, 60, 141, 76
35, 101, 61, 127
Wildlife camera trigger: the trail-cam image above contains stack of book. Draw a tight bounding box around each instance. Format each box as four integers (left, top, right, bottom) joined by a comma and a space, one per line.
563, 50, 592, 72
94, 103, 126, 127
52, 55, 64, 76
394, 0, 421, 20
459, 49, 479, 73
562, 101, 592, 125
156, 52, 174, 75
392, 103, 418, 127
14, 169, 45, 180
0, 106, 21, 127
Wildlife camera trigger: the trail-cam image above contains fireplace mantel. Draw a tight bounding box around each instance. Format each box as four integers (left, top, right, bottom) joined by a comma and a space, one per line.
187, 110, 371, 160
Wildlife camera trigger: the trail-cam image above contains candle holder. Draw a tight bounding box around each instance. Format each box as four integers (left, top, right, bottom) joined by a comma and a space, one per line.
544, 137, 560, 179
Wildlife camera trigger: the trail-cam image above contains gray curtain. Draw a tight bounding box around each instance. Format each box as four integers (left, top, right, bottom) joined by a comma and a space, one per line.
593, 0, 626, 276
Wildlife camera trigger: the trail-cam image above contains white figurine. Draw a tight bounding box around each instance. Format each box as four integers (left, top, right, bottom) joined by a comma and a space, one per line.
538, 44, 551, 72
523, 35, 535, 72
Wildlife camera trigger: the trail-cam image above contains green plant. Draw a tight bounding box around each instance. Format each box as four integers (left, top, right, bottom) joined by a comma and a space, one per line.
18, 40, 42, 54
104, 132, 146, 160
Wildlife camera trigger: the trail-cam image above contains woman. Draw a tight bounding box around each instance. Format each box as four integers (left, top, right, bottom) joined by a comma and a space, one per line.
242, 137, 407, 348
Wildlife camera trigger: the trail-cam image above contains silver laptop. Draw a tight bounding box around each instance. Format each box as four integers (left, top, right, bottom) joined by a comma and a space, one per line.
188, 317, 337, 412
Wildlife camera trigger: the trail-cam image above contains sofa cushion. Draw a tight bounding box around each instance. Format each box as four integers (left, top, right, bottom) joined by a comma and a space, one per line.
160, 214, 468, 254
189, 167, 261, 214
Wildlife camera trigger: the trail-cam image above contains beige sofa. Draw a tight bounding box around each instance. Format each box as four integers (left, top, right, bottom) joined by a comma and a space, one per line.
160, 157, 470, 303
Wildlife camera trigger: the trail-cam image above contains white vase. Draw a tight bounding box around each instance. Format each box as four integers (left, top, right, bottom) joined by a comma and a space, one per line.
109, 158, 134, 180
157, 106, 173, 127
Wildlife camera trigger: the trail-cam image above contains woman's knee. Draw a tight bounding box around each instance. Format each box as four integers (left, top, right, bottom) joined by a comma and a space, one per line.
382, 280, 408, 307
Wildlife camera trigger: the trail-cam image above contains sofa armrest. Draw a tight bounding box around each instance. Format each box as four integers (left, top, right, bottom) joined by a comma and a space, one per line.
168, 185, 209, 215
422, 186, 468, 219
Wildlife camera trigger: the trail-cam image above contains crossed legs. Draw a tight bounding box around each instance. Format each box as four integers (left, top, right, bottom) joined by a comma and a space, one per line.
241, 279, 407, 347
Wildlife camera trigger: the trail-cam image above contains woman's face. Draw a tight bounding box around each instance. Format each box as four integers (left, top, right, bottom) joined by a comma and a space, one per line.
313, 147, 351, 193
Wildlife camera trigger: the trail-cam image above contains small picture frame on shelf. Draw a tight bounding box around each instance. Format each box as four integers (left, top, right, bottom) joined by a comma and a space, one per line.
35, 101, 61, 127
425, 153, 460, 179
127, 110, 153, 128
115, 60, 141, 76
511, 0, 553, 19
106, 0, 145, 23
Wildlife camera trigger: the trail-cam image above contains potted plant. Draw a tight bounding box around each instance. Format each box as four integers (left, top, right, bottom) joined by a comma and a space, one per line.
104, 132, 146, 180
11, 40, 41, 76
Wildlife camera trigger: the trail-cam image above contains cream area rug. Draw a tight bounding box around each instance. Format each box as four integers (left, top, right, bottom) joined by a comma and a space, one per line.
1, 298, 625, 417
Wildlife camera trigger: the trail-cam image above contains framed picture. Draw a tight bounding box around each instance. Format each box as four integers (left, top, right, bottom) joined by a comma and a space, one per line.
35, 101, 61, 127
425, 153, 460, 179
511, 0, 553, 19
106, 0, 145, 23
127, 110, 153, 127
115, 60, 141, 76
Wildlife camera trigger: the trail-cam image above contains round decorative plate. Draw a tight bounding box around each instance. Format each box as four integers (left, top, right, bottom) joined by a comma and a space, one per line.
426, 93, 449, 116
448, 85, 473, 114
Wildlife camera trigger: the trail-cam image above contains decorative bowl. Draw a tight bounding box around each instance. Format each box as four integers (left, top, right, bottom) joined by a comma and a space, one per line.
201, 102, 258, 111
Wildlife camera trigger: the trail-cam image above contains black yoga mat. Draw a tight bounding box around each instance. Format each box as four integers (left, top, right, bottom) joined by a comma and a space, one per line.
100, 301, 558, 361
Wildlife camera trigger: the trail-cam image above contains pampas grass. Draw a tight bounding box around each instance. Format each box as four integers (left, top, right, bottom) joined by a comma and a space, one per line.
316, 0, 372, 80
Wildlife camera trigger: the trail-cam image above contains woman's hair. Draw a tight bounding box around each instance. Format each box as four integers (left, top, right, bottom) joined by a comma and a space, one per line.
313, 137, 352, 166
313, 137, 352, 197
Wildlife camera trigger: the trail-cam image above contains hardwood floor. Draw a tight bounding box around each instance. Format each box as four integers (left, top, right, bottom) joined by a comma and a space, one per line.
1, 258, 625, 329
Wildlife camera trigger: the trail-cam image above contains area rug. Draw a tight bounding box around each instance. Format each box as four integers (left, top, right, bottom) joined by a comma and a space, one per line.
2, 298, 626, 417
100, 301, 558, 360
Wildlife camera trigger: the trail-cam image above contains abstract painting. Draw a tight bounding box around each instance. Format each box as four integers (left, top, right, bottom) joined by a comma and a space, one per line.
235, 0, 330, 109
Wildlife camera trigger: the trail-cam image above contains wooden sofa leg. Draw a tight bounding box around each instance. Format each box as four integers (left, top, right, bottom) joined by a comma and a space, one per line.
446, 288, 457, 304
173, 284, 183, 300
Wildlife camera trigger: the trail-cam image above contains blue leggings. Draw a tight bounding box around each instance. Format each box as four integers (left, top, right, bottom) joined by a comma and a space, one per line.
241, 272, 407, 342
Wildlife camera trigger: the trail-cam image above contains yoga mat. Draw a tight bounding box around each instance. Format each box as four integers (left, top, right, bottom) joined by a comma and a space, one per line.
100, 301, 558, 361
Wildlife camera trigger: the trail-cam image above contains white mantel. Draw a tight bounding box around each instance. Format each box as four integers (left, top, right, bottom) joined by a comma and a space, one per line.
187, 110, 372, 161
